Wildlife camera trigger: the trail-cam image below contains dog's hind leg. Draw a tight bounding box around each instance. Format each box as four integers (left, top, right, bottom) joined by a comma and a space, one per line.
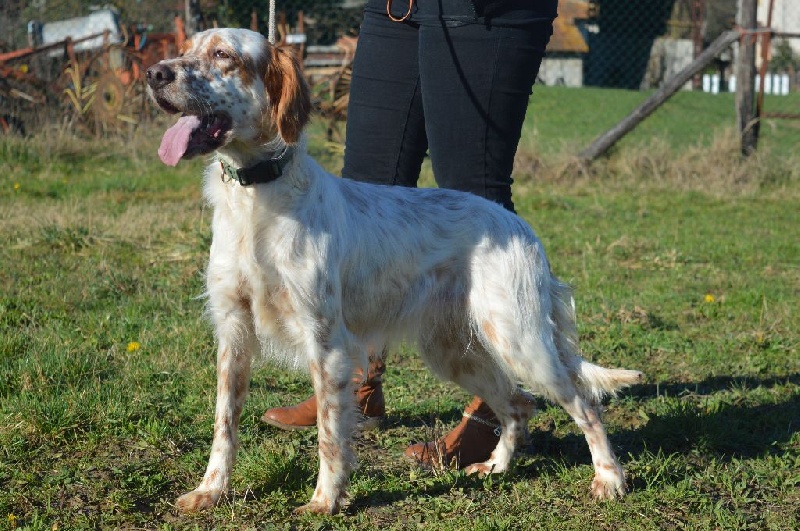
176, 297, 256, 512
509, 335, 628, 499
473, 271, 632, 497
420, 328, 534, 475
556, 391, 626, 499
460, 378, 535, 476
295, 335, 358, 515
541, 278, 631, 499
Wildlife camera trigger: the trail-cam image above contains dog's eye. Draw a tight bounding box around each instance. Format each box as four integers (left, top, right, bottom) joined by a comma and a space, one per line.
214, 49, 231, 60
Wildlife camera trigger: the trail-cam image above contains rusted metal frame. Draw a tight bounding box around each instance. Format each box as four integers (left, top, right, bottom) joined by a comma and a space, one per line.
0, 31, 106, 64
691, 0, 706, 90
754, 3, 799, 120
755, 0, 775, 126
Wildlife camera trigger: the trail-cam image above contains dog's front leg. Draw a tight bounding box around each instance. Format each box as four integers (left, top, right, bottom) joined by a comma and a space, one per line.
295, 340, 357, 515
177, 298, 255, 512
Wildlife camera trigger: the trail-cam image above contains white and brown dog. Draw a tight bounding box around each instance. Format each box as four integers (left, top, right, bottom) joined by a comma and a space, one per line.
146, 28, 642, 515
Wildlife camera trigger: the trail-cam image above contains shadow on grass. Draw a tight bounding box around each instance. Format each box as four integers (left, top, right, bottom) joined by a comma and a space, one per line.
381, 373, 800, 478
241, 372, 799, 513
627, 373, 800, 400
621, 375, 799, 456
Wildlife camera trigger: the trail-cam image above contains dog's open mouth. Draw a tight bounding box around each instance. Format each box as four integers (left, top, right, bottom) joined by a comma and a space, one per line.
158, 113, 232, 166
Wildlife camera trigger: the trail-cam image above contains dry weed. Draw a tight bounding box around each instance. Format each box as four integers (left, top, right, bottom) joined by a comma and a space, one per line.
1, 118, 166, 165
514, 128, 800, 198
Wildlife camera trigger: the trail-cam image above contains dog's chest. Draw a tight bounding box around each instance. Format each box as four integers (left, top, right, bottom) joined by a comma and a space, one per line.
206, 178, 302, 340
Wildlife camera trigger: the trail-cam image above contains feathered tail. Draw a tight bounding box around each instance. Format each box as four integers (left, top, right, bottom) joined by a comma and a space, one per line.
550, 278, 643, 402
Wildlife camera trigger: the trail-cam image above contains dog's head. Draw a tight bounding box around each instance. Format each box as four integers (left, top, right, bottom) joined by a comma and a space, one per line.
146, 28, 311, 166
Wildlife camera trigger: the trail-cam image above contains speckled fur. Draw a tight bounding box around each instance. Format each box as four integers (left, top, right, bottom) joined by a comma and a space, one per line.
148, 28, 643, 515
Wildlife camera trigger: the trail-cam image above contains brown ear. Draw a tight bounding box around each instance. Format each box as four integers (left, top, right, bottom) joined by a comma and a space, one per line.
264, 46, 312, 144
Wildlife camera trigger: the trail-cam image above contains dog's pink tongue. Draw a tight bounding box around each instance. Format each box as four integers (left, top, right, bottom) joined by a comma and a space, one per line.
158, 115, 202, 166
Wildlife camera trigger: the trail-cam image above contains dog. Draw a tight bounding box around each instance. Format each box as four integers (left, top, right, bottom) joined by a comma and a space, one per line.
146, 28, 643, 515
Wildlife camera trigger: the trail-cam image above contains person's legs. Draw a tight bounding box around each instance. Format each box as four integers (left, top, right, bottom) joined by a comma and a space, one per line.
342, 12, 428, 186
420, 20, 552, 211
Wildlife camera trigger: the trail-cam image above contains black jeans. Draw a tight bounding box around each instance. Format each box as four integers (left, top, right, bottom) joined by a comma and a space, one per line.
342, 8, 554, 212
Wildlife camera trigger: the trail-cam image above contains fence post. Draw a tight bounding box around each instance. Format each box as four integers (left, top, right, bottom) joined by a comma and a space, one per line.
736, 0, 759, 155
185, 0, 196, 36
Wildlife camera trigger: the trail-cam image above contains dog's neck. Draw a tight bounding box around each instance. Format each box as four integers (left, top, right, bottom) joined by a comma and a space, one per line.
216, 136, 303, 187
217, 146, 295, 186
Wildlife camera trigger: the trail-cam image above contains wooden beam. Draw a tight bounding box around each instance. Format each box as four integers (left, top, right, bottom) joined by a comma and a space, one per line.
736, 0, 759, 156
579, 30, 740, 162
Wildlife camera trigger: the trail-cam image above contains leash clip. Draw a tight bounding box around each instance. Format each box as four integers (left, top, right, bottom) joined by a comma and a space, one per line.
387, 0, 414, 22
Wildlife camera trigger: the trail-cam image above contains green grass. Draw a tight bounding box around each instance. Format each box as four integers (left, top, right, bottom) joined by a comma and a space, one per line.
1, 89, 799, 530
525, 86, 800, 156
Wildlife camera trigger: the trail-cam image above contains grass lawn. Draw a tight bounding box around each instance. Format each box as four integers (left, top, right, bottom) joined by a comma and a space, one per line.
0, 87, 798, 529
524, 86, 800, 156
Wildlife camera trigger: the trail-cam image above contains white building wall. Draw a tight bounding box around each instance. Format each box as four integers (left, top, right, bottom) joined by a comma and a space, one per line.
538, 58, 584, 87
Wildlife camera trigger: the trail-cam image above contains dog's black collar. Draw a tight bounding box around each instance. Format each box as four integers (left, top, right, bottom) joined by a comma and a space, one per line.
218, 148, 293, 186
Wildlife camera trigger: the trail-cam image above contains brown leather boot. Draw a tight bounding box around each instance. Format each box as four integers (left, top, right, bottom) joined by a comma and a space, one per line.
404, 396, 501, 469
260, 360, 386, 430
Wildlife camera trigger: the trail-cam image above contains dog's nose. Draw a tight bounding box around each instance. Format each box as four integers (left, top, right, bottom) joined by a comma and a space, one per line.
146, 63, 176, 90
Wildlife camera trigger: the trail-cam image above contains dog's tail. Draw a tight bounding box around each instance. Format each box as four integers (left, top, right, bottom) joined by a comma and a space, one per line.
550, 278, 643, 402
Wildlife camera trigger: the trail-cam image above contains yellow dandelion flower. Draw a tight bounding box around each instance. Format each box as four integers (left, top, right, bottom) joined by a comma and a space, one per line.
704, 294, 715, 303
7, 513, 18, 528
14, 182, 20, 191
127, 341, 141, 352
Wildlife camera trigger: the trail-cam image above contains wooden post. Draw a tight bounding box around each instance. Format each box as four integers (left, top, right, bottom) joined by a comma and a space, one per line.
691, 0, 706, 90
736, 0, 759, 156
579, 30, 740, 162
174, 16, 186, 55
65, 37, 76, 68
185, 0, 196, 36
297, 11, 305, 65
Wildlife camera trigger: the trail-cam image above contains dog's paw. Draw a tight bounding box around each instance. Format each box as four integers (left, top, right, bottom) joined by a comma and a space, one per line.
590, 474, 626, 500
463, 462, 498, 476
176, 489, 221, 512
294, 500, 339, 515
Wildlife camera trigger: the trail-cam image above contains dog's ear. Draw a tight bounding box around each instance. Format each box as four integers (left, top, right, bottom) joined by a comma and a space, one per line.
264, 46, 312, 144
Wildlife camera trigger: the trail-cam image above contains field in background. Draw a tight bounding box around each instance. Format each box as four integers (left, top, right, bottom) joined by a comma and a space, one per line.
525, 86, 800, 156
0, 86, 798, 529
